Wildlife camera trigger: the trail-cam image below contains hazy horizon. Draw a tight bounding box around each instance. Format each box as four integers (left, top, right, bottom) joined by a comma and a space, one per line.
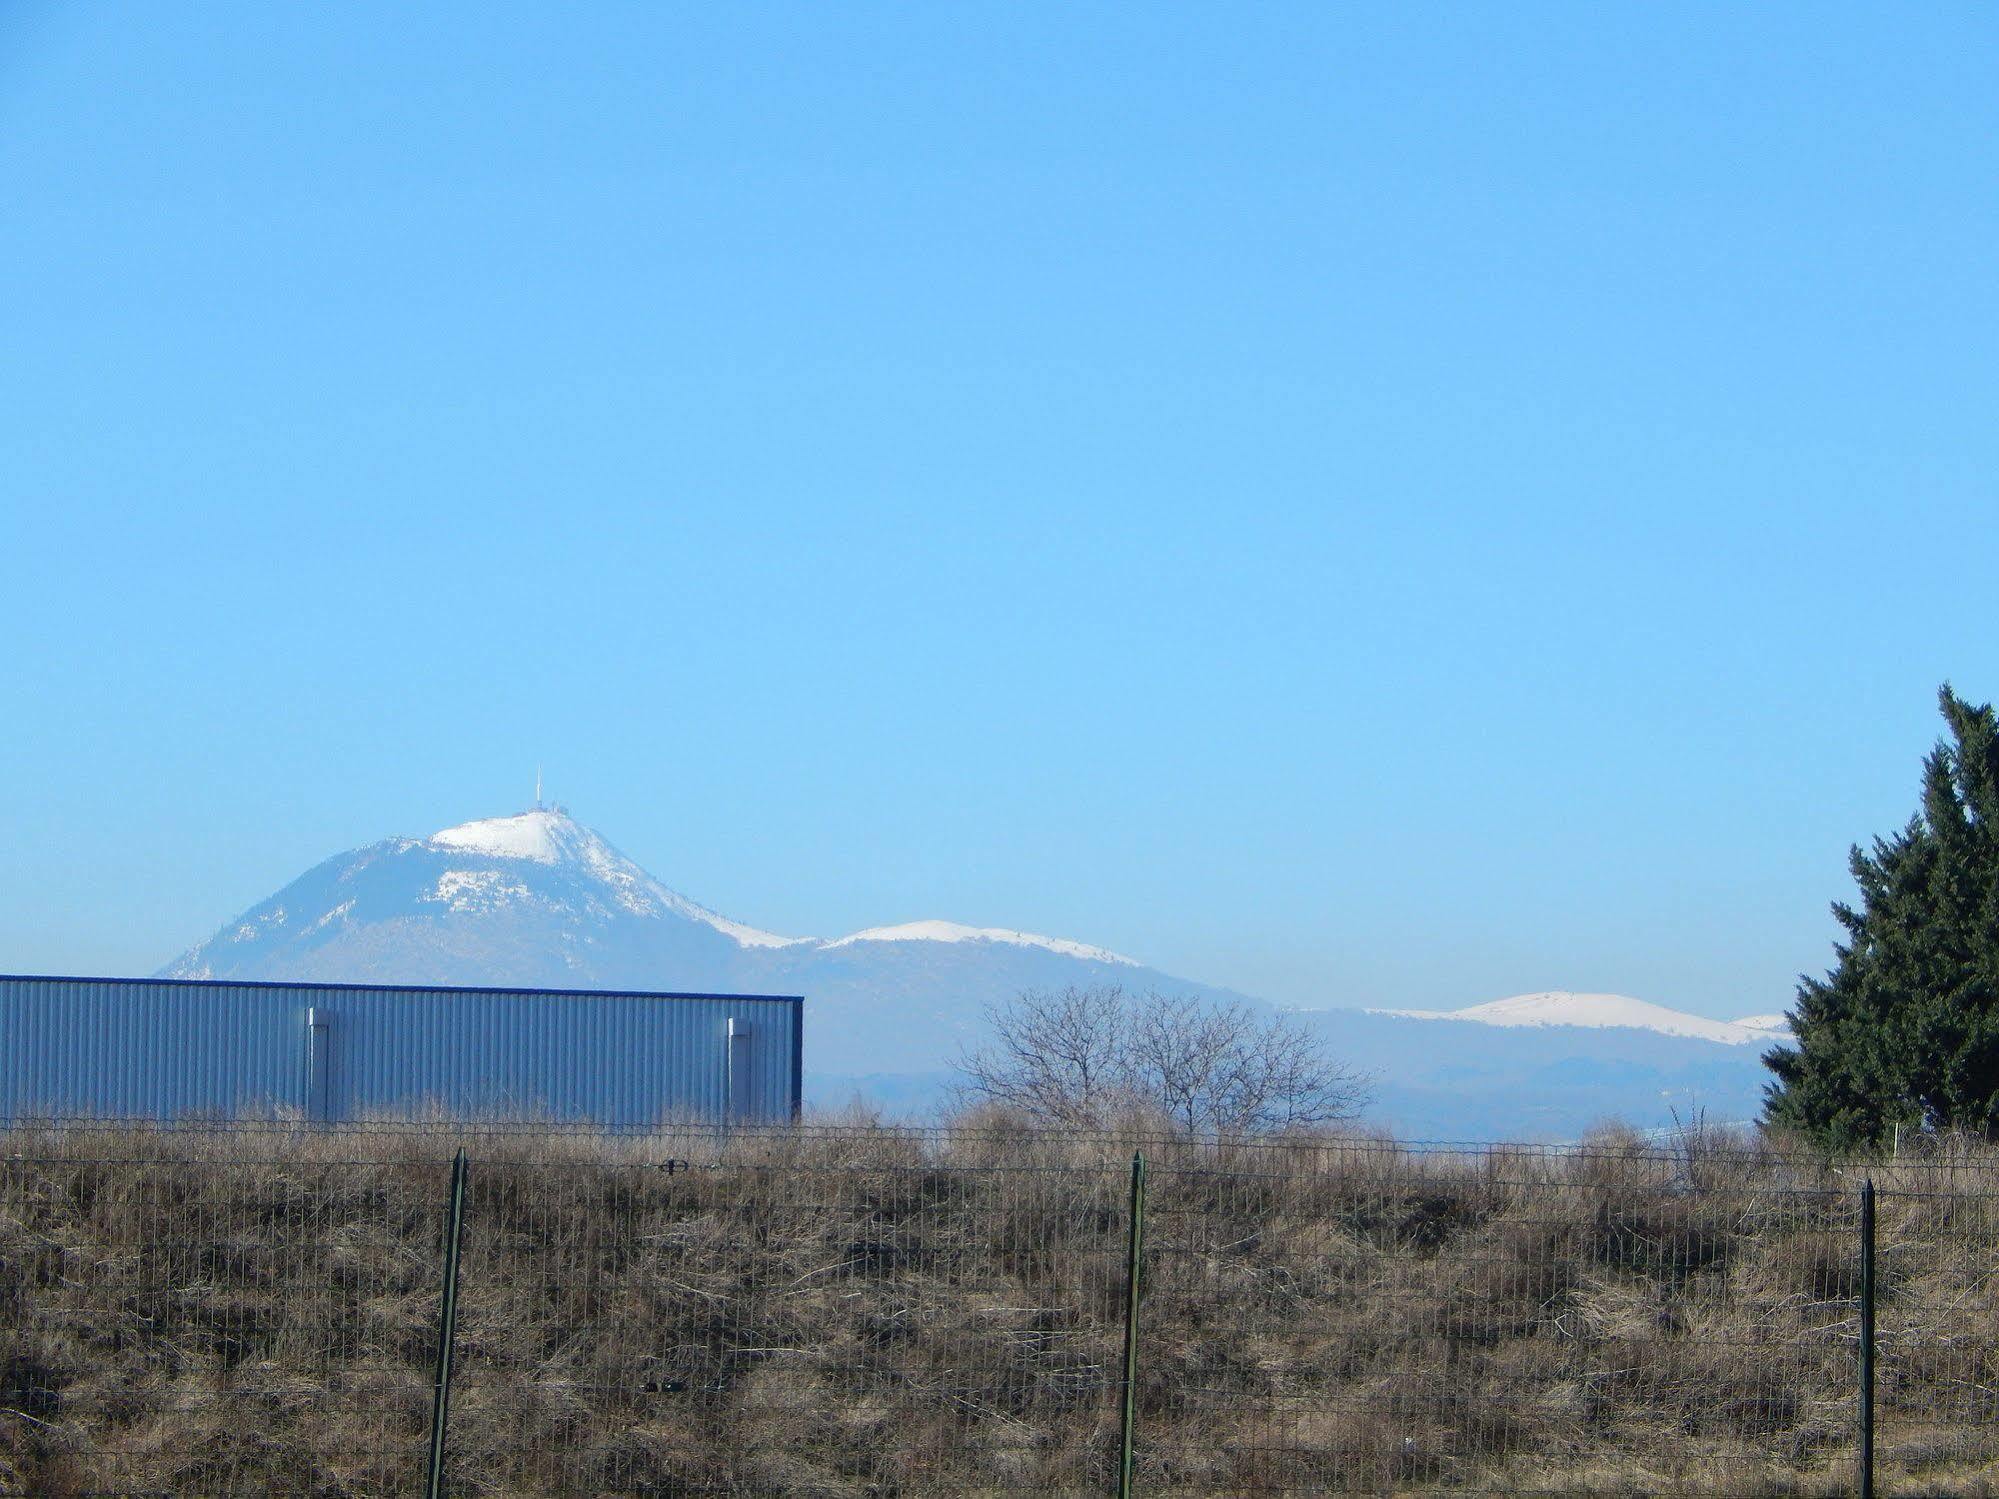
15, 800, 1871, 1027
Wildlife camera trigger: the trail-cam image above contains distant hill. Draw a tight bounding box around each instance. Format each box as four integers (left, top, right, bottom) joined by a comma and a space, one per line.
161, 808, 1260, 1078
1288, 1004, 1785, 1141
162, 808, 1785, 1139
1373, 990, 1790, 1047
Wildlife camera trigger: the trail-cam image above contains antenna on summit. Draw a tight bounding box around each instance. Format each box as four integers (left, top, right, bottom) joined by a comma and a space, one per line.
535, 766, 543, 810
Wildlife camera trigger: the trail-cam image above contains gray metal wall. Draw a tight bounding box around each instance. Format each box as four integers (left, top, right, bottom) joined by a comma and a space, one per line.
0, 975, 802, 1127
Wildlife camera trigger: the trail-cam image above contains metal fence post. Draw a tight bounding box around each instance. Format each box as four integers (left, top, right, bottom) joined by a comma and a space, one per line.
1859, 1176, 1875, 1499
1118, 1150, 1147, 1499
426, 1148, 469, 1499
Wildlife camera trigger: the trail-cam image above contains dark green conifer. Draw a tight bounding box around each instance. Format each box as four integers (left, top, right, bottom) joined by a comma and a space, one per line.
1764, 686, 1999, 1148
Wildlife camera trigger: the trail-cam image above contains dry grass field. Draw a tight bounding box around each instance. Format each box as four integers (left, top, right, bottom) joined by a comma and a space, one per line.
4, 1117, 1999, 1495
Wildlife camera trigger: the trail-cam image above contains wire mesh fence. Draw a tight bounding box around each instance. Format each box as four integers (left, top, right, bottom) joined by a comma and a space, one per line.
5, 1123, 1999, 1494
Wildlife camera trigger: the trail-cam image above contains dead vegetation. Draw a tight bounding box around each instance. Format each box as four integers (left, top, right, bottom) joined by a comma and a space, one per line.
4, 1118, 1999, 1495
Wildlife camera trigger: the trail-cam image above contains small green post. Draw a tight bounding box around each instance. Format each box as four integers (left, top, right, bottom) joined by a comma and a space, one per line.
1118, 1149, 1147, 1499
1859, 1177, 1875, 1499
425, 1148, 469, 1499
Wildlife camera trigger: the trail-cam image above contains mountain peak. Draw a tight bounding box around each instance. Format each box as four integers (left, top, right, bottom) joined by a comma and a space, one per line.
425, 808, 808, 948
429, 807, 597, 865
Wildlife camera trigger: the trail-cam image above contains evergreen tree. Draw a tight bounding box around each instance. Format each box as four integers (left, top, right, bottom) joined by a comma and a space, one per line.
1765, 686, 1999, 1148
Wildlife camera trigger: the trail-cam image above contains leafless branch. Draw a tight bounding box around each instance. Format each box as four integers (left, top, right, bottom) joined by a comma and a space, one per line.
954, 986, 1370, 1135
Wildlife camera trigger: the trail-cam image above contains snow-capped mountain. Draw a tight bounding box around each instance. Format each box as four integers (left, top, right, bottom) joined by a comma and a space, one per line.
161, 808, 1789, 1138
426, 810, 804, 949
162, 808, 1250, 1078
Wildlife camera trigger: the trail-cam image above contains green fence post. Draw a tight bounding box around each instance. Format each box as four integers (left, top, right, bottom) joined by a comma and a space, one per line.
425, 1148, 469, 1499
1118, 1149, 1147, 1499
1859, 1176, 1875, 1499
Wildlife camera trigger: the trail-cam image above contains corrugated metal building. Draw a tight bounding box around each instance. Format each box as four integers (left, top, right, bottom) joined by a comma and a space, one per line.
0, 974, 802, 1127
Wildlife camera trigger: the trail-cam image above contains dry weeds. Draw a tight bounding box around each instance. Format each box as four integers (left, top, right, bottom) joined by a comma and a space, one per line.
3, 1118, 1999, 1495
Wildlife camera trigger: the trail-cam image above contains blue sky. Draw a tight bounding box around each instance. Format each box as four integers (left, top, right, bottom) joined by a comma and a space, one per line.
2, 4, 1994, 1017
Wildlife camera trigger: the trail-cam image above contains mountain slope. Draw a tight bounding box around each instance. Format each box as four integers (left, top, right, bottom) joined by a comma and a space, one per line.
162, 808, 1255, 1076
161, 808, 1785, 1137
1291, 1007, 1781, 1140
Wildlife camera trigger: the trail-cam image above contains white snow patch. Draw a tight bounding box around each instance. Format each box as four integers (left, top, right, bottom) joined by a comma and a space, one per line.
431, 810, 591, 864
422, 869, 534, 913
309, 900, 356, 933
1372, 992, 1780, 1047
233, 907, 287, 942
822, 920, 1139, 967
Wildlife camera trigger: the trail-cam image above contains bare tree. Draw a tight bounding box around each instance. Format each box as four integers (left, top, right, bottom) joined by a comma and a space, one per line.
952, 984, 1134, 1126
1128, 992, 1371, 1134
955, 986, 1371, 1135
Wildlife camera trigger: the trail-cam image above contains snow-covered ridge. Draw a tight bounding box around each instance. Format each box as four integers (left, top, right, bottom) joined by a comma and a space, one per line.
1372, 992, 1792, 1047
424, 812, 1137, 964
822, 919, 1138, 967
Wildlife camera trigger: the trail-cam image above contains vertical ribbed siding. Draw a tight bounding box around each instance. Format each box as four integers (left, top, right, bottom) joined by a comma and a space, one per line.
0, 976, 802, 1126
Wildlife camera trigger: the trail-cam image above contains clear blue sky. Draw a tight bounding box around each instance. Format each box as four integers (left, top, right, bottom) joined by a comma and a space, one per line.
2, 4, 1993, 1017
